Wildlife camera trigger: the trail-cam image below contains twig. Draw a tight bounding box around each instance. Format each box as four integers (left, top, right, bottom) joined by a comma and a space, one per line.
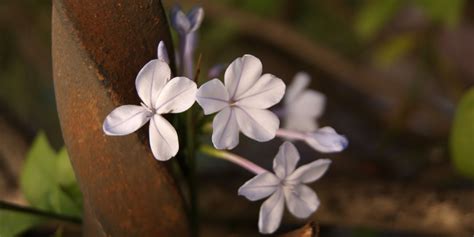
0, 200, 82, 224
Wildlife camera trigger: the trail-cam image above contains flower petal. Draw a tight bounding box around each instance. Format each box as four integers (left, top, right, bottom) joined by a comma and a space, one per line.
304, 127, 348, 153
187, 6, 204, 32
234, 107, 279, 142
157, 41, 170, 64
103, 105, 150, 136
171, 7, 191, 34
235, 73, 285, 109
273, 141, 300, 179
258, 188, 285, 234
155, 77, 197, 114
284, 185, 319, 218
284, 115, 318, 133
212, 107, 239, 149
224, 54, 262, 99
135, 60, 170, 108
238, 172, 280, 201
149, 115, 179, 161
288, 159, 331, 183
288, 90, 326, 118
285, 72, 310, 105
196, 79, 230, 115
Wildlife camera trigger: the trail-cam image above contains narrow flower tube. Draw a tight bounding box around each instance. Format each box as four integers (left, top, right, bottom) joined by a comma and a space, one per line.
200, 145, 267, 175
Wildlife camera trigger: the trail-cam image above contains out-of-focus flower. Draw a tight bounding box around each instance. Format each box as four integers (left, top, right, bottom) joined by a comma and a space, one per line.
103, 60, 197, 161
196, 54, 285, 149
276, 127, 348, 153
238, 141, 331, 234
170, 6, 205, 78
283, 72, 326, 132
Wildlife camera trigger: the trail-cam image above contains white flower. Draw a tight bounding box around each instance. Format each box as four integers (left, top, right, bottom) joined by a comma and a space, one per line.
103, 60, 197, 161
284, 72, 326, 132
238, 142, 331, 234
196, 54, 286, 149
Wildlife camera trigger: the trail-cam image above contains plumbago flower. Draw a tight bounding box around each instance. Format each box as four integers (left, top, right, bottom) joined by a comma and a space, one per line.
238, 141, 331, 234
196, 54, 286, 149
170, 6, 204, 78
283, 72, 326, 132
103, 46, 197, 161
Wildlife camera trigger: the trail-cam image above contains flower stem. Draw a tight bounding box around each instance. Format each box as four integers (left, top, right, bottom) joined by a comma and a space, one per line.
186, 107, 198, 237
0, 200, 82, 224
275, 129, 307, 141
199, 145, 267, 175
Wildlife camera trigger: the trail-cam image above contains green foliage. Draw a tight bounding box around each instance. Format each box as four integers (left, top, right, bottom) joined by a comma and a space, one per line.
0, 211, 42, 237
0, 132, 82, 237
373, 33, 416, 66
414, 0, 464, 27
451, 88, 474, 179
355, 0, 402, 40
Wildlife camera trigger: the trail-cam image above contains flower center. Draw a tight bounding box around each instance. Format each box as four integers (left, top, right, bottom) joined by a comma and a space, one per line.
141, 102, 157, 115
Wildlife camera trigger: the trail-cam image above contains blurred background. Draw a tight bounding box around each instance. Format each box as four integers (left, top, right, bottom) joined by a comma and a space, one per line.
1, 0, 474, 236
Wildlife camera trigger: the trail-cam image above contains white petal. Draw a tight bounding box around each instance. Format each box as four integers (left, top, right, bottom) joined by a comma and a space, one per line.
258, 188, 285, 234
285, 72, 310, 105
304, 127, 348, 153
235, 73, 286, 109
234, 107, 279, 142
211, 107, 239, 149
284, 185, 319, 219
149, 115, 179, 161
284, 115, 318, 133
157, 41, 170, 64
273, 141, 300, 179
135, 60, 171, 108
171, 8, 191, 34
196, 79, 230, 115
238, 172, 280, 201
155, 77, 197, 114
187, 7, 205, 32
288, 90, 326, 118
224, 54, 262, 99
103, 105, 150, 136
288, 160, 331, 185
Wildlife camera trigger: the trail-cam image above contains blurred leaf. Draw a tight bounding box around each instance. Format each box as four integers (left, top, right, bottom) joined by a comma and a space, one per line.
20, 132, 57, 209
0, 210, 42, 237
415, 0, 464, 27
355, 0, 403, 40
373, 33, 416, 66
12, 132, 83, 234
451, 88, 474, 178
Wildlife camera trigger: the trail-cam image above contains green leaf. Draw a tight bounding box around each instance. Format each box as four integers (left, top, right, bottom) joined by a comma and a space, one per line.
355, 0, 403, 40
20, 132, 57, 209
0, 210, 42, 237
450, 88, 474, 178
48, 188, 82, 218
56, 148, 76, 188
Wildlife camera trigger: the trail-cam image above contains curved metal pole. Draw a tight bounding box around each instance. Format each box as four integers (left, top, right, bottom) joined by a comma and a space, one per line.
52, 0, 188, 236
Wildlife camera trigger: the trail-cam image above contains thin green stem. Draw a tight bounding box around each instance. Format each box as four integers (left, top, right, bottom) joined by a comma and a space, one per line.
0, 200, 82, 224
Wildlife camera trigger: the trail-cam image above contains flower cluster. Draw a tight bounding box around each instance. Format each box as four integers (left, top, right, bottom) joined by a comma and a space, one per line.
102, 5, 348, 234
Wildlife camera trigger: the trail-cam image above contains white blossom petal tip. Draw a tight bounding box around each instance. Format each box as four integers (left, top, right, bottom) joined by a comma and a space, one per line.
305, 127, 348, 153
157, 41, 170, 64
103, 105, 151, 136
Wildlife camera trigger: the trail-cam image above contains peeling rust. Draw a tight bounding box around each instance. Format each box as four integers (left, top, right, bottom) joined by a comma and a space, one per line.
52, 0, 188, 236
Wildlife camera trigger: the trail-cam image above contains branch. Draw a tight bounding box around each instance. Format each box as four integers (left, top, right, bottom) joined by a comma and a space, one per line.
0, 201, 82, 224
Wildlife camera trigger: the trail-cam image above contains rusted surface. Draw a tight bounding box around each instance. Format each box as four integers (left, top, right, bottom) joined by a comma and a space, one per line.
279, 222, 319, 237
52, 0, 188, 236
